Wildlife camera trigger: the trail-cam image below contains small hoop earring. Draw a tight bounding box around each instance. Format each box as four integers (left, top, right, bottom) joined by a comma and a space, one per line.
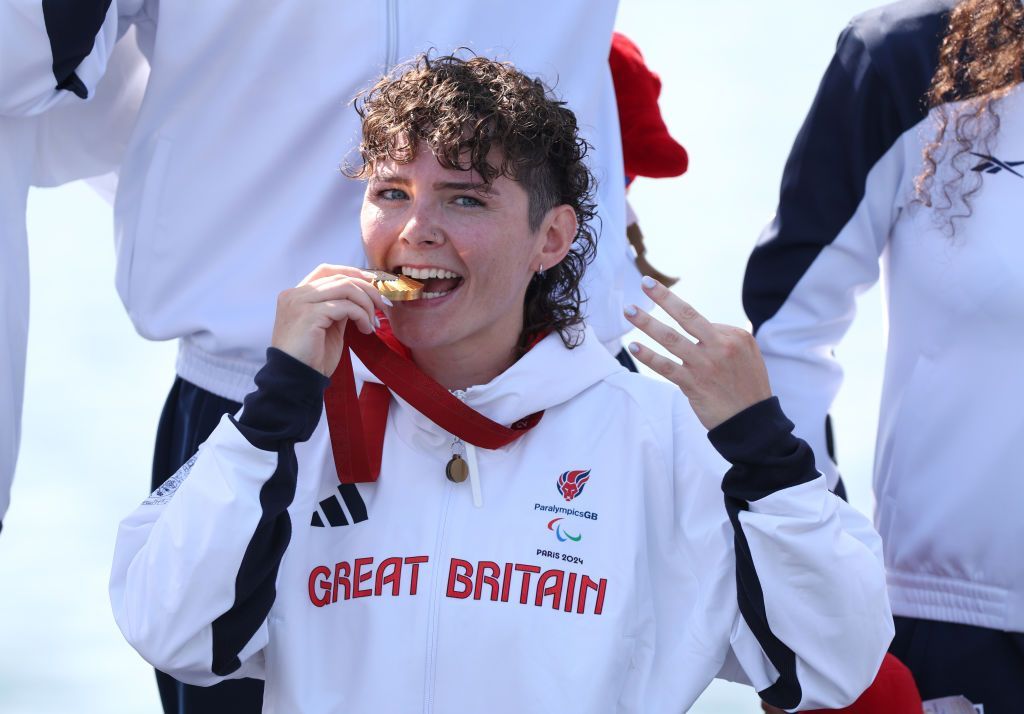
535, 263, 545, 280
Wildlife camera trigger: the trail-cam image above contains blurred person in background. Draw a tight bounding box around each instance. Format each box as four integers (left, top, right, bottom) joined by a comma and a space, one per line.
110, 54, 893, 713
0, 26, 147, 535
0, 2, 637, 711
744, 0, 1024, 710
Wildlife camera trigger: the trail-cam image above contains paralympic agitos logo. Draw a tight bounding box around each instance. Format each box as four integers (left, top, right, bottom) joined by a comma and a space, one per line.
547, 517, 582, 543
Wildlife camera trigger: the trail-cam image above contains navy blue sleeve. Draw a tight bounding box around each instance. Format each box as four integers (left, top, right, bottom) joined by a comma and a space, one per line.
232, 347, 329, 449
212, 348, 327, 677
708, 396, 822, 709
708, 396, 819, 502
743, 1, 948, 333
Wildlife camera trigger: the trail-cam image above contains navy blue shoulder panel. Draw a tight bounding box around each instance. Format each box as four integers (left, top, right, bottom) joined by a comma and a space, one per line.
41, 0, 113, 99
743, 0, 955, 333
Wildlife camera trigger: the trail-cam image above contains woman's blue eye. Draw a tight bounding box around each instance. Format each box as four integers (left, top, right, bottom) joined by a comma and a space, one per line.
379, 188, 408, 200
454, 195, 483, 207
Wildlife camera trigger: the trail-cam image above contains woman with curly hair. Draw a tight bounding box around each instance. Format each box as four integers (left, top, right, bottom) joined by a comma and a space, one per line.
744, 0, 1024, 709
109, 54, 891, 712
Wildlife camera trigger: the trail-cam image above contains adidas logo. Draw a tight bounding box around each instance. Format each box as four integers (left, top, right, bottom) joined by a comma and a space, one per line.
312, 484, 368, 527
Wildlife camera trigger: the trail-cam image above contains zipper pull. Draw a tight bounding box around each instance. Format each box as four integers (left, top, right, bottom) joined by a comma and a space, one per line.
446, 437, 469, 483
446, 390, 483, 508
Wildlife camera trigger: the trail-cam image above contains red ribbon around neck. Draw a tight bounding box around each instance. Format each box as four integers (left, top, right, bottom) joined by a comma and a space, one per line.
323, 320, 543, 484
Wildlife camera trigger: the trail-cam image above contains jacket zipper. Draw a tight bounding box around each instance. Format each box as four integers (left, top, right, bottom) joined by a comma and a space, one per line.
423, 405, 459, 713
423, 389, 485, 711
384, 0, 399, 70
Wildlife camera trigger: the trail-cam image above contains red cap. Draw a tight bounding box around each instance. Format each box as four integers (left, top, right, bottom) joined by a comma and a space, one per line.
804, 653, 923, 714
609, 32, 688, 183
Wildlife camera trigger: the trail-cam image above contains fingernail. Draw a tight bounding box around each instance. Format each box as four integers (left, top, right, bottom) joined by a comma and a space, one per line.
628, 342, 640, 355
641, 276, 658, 290
373, 316, 381, 328
381, 295, 394, 307
623, 304, 638, 317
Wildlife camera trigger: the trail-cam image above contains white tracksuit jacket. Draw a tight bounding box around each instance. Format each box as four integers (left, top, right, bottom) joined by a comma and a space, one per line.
0, 0, 636, 530
110, 329, 893, 713
744, 0, 1024, 633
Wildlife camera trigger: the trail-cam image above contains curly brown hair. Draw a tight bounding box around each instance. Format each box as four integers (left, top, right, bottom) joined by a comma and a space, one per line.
915, 0, 1024, 232
347, 52, 598, 354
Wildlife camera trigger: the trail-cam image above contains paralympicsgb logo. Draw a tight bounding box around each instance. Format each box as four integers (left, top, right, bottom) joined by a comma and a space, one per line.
556, 469, 591, 502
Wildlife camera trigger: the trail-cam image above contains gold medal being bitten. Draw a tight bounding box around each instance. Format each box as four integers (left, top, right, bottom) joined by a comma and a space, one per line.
369, 270, 424, 301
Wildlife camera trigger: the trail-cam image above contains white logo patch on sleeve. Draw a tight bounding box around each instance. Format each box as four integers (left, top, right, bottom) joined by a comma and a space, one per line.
143, 453, 200, 505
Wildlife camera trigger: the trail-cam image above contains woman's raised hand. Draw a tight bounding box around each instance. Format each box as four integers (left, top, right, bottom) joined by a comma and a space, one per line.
624, 277, 772, 431
271, 264, 390, 376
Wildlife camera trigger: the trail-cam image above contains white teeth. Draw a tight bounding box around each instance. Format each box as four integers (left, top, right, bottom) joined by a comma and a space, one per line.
398, 267, 461, 280
422, 290, 452, 299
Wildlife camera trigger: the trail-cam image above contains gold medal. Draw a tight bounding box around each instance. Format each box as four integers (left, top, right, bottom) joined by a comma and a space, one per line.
369, 270, 424, 301
446, 454, 469, 483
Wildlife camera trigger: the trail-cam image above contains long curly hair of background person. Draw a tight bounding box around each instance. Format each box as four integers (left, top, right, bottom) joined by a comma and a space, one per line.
915, 0, 1024, 233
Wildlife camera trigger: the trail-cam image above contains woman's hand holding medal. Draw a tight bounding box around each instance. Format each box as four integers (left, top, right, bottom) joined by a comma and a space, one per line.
624, 276, 773, 431
271, 264, 390, 377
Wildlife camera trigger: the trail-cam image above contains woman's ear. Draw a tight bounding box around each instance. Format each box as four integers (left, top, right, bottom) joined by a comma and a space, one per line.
536, 204, 577, 270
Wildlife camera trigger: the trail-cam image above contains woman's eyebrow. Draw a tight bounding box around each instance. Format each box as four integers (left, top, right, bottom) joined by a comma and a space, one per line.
369, 171, 409, 184
434, 181, 500, 196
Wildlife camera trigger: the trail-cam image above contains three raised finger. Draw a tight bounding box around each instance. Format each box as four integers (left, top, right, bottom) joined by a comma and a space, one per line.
639, 276, 716, 344
625, 340, 693, 390
623, 303, 700, 364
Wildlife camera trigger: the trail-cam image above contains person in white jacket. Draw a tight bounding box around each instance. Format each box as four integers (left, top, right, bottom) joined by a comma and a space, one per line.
743, 0, 1024, 709
111, 54, 893, 714
0, 27, 147, 535
2, 3, 632, 709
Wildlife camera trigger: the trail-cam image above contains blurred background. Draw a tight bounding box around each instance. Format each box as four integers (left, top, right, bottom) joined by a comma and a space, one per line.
1, 1, 887, 711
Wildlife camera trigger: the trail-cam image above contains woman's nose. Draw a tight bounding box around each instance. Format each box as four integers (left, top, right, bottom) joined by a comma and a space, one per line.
398, 205, 444, 247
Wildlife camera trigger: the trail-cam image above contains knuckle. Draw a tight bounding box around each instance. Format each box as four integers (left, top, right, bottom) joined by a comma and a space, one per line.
680, 305, 699, 322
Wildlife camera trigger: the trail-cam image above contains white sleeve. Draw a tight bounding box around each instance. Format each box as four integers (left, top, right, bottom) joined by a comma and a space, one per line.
110, 350, 330, 684
0, 121, 32, 529
109, 419, 272, 685
0, 0, 142, 116
741, 23, 911, 490
690, 397, 892, 710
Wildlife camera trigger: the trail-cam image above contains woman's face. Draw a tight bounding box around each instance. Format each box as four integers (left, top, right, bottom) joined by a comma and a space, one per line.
360, 148, 546, 356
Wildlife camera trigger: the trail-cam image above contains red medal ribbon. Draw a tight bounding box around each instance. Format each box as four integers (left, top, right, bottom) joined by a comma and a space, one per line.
324, 320, 543, 484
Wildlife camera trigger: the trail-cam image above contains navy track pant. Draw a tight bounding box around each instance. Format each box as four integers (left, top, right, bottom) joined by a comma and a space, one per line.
891, 615, 1024, 713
